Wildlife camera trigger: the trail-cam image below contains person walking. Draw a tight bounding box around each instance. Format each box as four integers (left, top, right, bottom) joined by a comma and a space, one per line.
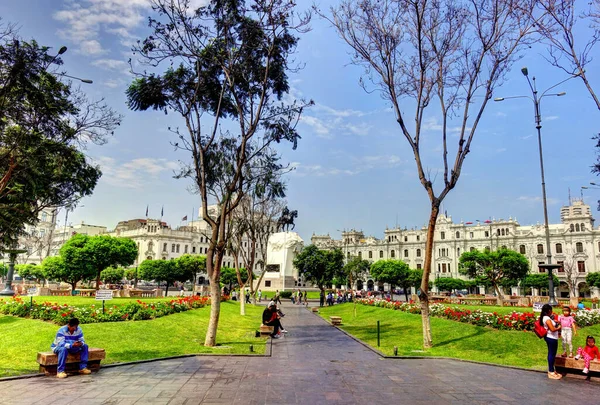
540, 304, 562, 379
257, 289, 262, 302
319, 290, 325, 307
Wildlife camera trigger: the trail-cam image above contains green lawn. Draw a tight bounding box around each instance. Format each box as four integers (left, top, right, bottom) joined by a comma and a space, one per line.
23, 296, 176, 307
0, 300, 266, 377
318, 303, 600, 370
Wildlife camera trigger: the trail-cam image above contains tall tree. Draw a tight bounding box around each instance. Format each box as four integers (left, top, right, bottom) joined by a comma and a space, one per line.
293, 245, 344, 292
176, 254, 206, 286
318, 0, 542, 348
342, 256, 371, 295
369, 259, 410, 300
459, 248, 529, 304
80, 235, 138, 289
139, 259, 193, 294
127, 0, 310, 347
561, 249, 582, 298
435, 277, 466, 294
100, 267, 125, 285
43, 255, 94, 293
0, 28, 121, 248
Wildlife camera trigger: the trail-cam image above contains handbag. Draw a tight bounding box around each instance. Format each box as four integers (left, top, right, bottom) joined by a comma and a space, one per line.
533, 319, 547, 339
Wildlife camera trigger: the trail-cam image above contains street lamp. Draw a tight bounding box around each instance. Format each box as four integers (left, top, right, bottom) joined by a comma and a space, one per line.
0, 248, 28, 296
495, 68, 580, 306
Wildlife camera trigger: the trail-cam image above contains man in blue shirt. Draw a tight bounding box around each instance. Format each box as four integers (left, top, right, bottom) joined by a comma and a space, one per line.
51, 318, 91, 378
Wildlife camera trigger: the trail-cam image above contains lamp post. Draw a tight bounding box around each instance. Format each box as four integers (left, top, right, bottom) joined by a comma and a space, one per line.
495, 68, 580, 306
0, 248, 28, 296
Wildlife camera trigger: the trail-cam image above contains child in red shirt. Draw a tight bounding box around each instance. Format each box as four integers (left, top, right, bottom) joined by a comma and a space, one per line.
574, 335, 600, 374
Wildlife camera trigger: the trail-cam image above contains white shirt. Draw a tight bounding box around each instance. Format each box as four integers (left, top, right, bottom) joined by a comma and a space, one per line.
543, 316, 559, 339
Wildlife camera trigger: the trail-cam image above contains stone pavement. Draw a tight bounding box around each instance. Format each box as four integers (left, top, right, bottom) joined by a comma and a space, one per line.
1, 303, 599, 405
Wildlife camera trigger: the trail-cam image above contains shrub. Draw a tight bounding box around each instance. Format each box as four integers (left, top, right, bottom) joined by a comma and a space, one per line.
280, 291, 293, 299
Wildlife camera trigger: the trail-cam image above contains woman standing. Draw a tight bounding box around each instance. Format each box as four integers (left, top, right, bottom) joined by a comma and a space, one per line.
540, 304, 562, 379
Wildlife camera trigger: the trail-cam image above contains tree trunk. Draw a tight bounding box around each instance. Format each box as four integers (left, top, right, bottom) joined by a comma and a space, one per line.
95, 272, 101, 290
204, 276, 221, 346
240, 283, 246, 316
70, 282, 77, 295
420, 202, 440, 349
404, 287, 409, 302
165, 282, 169, 295
494, 283, 504, 306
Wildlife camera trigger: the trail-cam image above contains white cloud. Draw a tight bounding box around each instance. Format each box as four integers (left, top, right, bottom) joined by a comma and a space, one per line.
300, 116, 332, 138
92, 59, 129, 71
545, 116, 559, 121
422, 116, 468, 134
78, 40, 107, 56
95, 157, 179, 189
517, 195, 560, 205
291, 154, 401, 178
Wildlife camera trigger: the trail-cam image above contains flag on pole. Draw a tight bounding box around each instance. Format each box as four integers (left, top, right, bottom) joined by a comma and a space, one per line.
161, 206, 164, 218
182, 215, 188, 221
145, 205, 148, 217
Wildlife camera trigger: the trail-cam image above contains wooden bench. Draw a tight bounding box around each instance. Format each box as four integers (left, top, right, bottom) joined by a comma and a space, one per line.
330, 316, 342, 326
259, 325, 274, 336
49, 289, 71, 297
555, 357, 600, 380
311, 307, 319, 313
37, 348, 106, 375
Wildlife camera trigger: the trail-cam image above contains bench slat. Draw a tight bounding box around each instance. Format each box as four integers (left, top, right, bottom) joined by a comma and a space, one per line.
37, 348, 106, 366
555, 357, 600, 372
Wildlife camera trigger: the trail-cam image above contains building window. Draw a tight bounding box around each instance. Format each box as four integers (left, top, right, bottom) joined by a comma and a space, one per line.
171, 244, 175, 253
456, 231, 460, 239
442, 263, 447, 273
437, 263, 441, 272
441, 231, 445, 240
537, 244, 544, 254
184, 245, 188, 254
176, 244, 180, 253
469, 232, 473, 239
538, 262, 545, 272
457, 247, 460, 256
163, 243, 168, 252
417, 235, 420, 241
555, 243, 562, 254
485, 231, 489, 237
497, 229, 501, 236
581, 223, 586, 231
557, 261, 564, 272
379, 250, 383, 258
192, 246, 196, 253
470, 246, 475, 252
570, 224, 575, 232
501, 245, 507, 250
404, 249, 409, 258
404, 236, 408, 242
265, 280, 271, 287
368, 251, 372, 259
576, 242, 584, 253
485, 246, 490, 252
417, 263, 422, 269
391, 250, 395, 258
578, 261, 586, 273
519, 245, 526, 254
358, 251, 362, 259
416, 249, 421, 257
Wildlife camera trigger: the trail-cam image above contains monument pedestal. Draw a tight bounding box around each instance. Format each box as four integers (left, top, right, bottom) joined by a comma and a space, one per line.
256, 232, 303, 292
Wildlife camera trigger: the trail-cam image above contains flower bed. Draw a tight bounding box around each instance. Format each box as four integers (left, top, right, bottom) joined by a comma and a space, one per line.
355, 298, 600, 331
0, 295, 211, 324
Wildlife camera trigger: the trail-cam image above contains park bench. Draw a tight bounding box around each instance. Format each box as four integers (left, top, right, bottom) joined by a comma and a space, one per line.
503, 299, 519, 306
36, 348, 105, 375
311, 307, 319, 313
259, 325, 274, 336
330, 316, 342, 326
554, 357, 600, 380
49, 289, 71, 297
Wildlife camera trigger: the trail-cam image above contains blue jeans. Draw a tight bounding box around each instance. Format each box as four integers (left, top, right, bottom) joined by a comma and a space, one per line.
54, 344, 88, 372
544, 337, 558, 372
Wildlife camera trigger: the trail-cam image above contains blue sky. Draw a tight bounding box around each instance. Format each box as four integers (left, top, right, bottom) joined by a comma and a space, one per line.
2, 0, 600, 243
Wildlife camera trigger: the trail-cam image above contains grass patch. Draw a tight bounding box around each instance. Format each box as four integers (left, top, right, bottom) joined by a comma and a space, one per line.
319, 303, 600, 370
23, 296, 176, 308
0, 301, 266, 377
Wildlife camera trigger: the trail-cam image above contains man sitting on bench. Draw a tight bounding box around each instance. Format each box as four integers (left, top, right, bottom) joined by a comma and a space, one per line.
51, 318, 91, 378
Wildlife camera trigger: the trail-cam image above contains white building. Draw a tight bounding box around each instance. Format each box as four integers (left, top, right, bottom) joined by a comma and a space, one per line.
311, 200, 598, 298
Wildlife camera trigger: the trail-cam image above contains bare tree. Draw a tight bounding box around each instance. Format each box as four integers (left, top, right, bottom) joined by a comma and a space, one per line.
561, 248, 582, 298
128, 0, 310, 346
533, 0, 600, 110
318, 0, 542, 348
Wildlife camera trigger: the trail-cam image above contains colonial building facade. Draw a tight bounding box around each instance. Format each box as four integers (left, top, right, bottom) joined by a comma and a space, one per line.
311, 200, 598, 298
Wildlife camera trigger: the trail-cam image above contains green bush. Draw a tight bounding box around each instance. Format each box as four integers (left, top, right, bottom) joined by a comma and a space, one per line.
280, 291, 293, 298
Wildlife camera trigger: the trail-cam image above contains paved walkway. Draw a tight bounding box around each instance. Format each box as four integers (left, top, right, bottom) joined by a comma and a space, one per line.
1, 303, 599, 404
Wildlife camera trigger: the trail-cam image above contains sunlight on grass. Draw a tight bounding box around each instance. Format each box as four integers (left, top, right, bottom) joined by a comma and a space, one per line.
319, 303, 600, 370
0, 301, 266, 377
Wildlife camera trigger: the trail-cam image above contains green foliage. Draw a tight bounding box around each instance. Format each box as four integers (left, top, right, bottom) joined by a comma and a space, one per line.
435, 277, 465, 292
0, 263, 6, 278
15, 263, 43, 280
41, 254, 94, 291
176, 254, 206, 280
342, 256, 370, 288
293, 245, 344, 291
219, 266, 251, 289
459, 248, 529, 296
124, 267, 137, 281
369, 260, 410, 290
80, 235, 138, 286
407, 269, 424, 288
521, 273, 560, 290
0, 35, 120, 248
587, 272, 600, 288
101, 267, 125, 284
279, 291, 293, 299
139, 259, 192, 292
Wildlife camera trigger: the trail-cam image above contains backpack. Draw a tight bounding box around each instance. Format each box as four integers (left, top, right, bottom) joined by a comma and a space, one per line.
533, 319, 547, 339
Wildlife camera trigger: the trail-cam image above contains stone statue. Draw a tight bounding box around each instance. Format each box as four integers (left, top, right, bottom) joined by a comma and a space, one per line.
277, 207, 298, 232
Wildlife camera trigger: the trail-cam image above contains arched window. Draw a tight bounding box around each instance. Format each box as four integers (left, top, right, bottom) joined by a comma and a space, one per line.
505, 228, 509, 235
537, 244, 544, 254
576, 242, 584, 253
358, 251, 362, 259
441, 231, 446, 240
457, 247, 461, 256
497, 229, 501, 236
416, 249, 421, 257
176, 244, 180, 253
417, 235, 420, 241
519, 245, 526, 254
581, 223, 586, 231
163, 243, 167, 252
404, 249, 409, 258
501, 245, 507, 250
570, 224, 575, 232
379, 250, 383, 258
368, 251, 372, 259
576, 224, 580, 232
171, 244, 176, 253
555, 243, 563, 254
404, 236, 408, 242
391, 250, 395, 258
148, 241, 154, 251
501, 229, 505, 236
456, 231, 460, 239
470, 247, 476, 252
